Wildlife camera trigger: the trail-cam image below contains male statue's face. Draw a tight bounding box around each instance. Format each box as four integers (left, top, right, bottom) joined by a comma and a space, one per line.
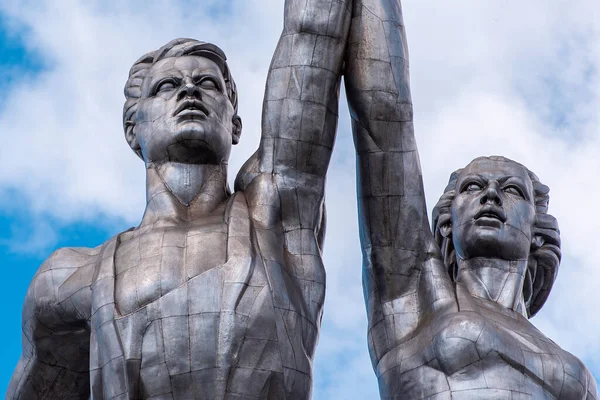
450, 159, 536, 262
132, 56, 240, 164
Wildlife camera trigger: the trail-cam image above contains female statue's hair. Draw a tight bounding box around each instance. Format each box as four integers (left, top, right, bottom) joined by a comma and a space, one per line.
122, 38, 238, 159
431, 156, 561, 317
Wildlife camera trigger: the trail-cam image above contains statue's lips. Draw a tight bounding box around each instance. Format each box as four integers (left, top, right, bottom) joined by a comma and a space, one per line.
173, 100, 209, 118
474, 206, 506, 225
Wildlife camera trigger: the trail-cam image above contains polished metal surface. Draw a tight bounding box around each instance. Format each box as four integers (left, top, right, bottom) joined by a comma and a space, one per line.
7, 1, 351, 398
8, 0, 599, 399
346, 0, 600, 399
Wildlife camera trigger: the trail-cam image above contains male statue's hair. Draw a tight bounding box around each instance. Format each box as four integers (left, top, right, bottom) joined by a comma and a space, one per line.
431, 156, 561, 318
122, 38, 238, 159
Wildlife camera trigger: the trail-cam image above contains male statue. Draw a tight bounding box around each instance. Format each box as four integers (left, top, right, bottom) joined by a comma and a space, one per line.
7, 1, 353, 398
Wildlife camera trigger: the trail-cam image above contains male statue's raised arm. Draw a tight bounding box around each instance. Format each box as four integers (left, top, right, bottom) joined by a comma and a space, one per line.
237, 0, 352, 323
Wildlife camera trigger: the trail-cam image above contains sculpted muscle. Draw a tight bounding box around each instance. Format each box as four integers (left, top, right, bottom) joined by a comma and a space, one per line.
8, 246, 97, 399
346, 1, 599, 398
10, 2, 352, 399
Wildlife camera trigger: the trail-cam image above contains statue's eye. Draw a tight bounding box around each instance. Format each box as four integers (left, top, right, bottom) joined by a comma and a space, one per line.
156, 79, 178, 93
199, 78, 220, 91
503, 185, 524, 197
463, 182, 482, 192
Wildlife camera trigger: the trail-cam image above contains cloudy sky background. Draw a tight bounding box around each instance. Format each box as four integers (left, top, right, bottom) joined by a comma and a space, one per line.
1, 0, 600, 397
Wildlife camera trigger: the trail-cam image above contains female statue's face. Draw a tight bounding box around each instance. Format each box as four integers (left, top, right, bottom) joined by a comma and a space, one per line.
450, 158, 536, 261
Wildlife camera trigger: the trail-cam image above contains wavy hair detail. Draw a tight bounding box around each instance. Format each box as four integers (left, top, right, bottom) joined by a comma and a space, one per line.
431, 156, 561, 317
122, 38, 238, 159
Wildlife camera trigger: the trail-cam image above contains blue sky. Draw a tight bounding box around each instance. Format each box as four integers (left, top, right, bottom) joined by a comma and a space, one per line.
1, 1, 600, 398
0, 22, 54, 391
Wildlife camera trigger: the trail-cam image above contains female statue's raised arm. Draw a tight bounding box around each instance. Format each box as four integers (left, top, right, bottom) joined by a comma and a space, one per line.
344, 0, 455, 369
346, 3, 599, 399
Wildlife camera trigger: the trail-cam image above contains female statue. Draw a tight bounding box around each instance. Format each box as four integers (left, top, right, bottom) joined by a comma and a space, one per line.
345, 0, 599, 398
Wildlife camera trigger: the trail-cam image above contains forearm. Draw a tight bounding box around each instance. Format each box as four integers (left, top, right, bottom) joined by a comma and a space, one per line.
346, 0, 434, 291
238, 0, 351, 233
344, 2, 455, 361
257, 0, 352, 180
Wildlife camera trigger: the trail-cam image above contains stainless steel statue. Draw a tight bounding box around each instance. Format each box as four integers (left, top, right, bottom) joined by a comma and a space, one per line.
345, 0, 600, 399
7, 0, 352, 397
9, 0, 599, 398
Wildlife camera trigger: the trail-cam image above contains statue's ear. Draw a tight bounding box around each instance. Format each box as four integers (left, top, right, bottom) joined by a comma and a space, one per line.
232, 115, 242, 145
125, 120, 140, 153
531, 235, 544, 251
439, 223, 452, 239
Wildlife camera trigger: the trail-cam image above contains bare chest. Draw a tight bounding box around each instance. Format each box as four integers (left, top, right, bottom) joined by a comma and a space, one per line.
429, 310, 589, 398
114, 220, 229, 316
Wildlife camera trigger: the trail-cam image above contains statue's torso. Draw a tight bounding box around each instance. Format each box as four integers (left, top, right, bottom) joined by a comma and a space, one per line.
380, 294, 590, 399
114, 215, 228, 316
436, 306, 587, 399
90, 193, 316, 399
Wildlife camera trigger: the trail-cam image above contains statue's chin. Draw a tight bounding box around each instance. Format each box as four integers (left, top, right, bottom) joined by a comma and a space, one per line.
166, 139, 220, 164
459, 237, 530, 261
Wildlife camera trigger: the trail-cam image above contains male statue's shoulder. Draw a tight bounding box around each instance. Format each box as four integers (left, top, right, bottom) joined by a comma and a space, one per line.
38, 245, 102, 274
24, 244, 103, 330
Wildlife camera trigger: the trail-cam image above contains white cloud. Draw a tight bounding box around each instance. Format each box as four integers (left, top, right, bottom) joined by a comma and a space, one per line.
2, 0, 600, 397
0, 0, 284, 221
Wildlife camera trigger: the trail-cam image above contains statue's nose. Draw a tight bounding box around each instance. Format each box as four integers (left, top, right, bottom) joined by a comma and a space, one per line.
177, 82, 202, 101
480, 181, 502, 206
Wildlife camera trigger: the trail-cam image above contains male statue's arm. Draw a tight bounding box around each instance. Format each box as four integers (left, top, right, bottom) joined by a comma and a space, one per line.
588, 372, 599, 400
344, 0, 454, 368
236, 0, 352, 323
7, 248, 94, 399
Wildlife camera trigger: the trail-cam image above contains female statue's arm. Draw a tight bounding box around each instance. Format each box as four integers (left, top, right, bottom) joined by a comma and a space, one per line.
344, 0, 455, 367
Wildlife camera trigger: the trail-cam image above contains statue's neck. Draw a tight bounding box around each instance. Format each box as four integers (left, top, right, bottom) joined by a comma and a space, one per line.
140, 161, 230, 226
456, 257, 528, 317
